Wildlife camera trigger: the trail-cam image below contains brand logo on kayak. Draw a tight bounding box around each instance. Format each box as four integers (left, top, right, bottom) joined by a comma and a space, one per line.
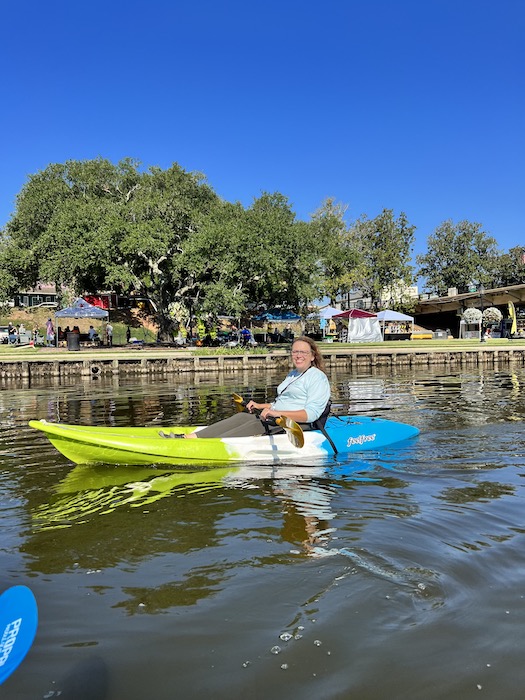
0, 617, 22, 666
347, 433, 376, 447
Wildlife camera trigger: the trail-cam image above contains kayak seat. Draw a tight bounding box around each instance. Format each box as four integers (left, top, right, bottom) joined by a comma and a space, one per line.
298, 400, 332, 432
301, 401, 338, 454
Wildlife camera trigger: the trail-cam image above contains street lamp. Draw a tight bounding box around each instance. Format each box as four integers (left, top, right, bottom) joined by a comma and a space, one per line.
479, 283, 486, 343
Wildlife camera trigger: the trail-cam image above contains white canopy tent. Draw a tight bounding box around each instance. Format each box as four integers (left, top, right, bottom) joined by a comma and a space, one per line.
314, 306, 341, 320
376, 309, 414, 338
307, 306, 341, 337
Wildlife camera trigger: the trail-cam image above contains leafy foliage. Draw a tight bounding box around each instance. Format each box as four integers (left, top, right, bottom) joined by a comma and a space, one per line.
0, 159, 327, 338
354, 209, 416, 308
490, 246, 525, 287
309, 204, 416, 309
310, 198, 363, 304
417, 220, 498, 294
7, 157, 511, 338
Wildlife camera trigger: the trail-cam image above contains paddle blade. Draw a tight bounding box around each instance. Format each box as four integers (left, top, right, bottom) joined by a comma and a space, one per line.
0, 585, 38, 685
232, 393, 245, 413
276, 416, 305, 448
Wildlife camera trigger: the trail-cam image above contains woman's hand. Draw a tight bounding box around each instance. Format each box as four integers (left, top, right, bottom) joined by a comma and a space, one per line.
262, 408, 309, 423
247, 403, 307, 423
246, 400, 267, 413
260, 408, 280, 420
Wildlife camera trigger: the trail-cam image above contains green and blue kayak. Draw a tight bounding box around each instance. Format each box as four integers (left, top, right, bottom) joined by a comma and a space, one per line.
29, 415, 419, 467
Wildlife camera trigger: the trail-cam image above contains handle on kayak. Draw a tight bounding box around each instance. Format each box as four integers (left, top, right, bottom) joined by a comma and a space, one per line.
231, 393, 304, 448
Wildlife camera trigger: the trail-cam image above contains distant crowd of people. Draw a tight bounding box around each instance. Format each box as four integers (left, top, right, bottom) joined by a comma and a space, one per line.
43, 319, 114, 347
4, 317, 301, 349
7, 321, 29, 345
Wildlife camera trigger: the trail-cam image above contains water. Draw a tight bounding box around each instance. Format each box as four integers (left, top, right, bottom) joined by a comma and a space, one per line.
2, 366, 525, 699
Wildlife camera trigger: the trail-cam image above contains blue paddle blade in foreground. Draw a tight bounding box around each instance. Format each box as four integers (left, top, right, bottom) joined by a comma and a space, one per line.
0, 585, 38, 685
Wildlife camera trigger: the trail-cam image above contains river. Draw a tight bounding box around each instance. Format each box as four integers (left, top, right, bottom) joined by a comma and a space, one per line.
1, 365, 525, 699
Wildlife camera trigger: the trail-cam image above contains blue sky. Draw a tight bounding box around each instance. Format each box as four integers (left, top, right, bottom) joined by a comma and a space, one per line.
1, 0, 523, 284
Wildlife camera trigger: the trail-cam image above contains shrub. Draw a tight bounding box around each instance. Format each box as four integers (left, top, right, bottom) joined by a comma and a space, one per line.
462, 307, 482, 323
482, 307, 503, 324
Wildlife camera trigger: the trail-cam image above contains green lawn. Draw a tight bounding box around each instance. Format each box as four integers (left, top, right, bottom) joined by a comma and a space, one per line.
315, 338, 522, 350
0, 336, 522, 358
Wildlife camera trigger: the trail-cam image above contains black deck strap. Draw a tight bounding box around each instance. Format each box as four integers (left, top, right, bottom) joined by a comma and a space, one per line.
305, 401, 338, 455
261, 418, 273, 435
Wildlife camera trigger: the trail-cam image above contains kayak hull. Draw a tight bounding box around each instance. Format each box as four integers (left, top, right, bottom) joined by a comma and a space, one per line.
29, 416, 419, 467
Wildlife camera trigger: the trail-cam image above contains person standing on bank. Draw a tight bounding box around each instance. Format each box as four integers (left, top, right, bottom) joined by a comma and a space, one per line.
170, 337, 330, 439
45, 318, 55, 347
106, 322, 113, 347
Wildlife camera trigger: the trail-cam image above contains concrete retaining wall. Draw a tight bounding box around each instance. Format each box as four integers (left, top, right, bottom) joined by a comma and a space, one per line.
1, 347, 524, 383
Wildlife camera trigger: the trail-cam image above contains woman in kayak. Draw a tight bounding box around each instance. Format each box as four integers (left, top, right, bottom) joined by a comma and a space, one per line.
170, 336, 331, 439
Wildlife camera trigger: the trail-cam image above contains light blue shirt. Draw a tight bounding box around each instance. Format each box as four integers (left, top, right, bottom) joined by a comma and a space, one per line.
272, 366, 331, 422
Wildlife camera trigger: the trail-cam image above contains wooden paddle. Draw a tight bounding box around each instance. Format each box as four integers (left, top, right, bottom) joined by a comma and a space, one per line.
231, 393, 304, 448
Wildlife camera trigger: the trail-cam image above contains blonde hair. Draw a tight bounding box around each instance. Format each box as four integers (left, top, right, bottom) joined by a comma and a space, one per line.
292, 336, 326, 373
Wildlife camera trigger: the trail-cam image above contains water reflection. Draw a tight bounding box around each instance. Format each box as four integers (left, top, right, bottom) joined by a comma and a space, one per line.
32, 461, 376, 551
33, 465, 238, 530
6, 365, 525, 700
2, 364, 524, 432
438, 481, 515, 505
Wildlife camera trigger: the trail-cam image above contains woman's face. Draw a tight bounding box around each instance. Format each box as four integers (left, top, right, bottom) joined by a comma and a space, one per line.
290, 340, 314, 371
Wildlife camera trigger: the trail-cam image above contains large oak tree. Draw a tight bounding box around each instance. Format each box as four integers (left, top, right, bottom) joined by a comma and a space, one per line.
0, 158, 325, 337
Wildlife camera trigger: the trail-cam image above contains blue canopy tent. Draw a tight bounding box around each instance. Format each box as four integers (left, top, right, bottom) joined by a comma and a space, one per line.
55, 298, 109, 319
252, 309, 301, 321
54, 298, 109, 348
252, 309, 301, 343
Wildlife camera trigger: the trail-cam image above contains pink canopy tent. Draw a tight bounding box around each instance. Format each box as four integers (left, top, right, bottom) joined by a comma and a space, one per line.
332, 309, 377, 319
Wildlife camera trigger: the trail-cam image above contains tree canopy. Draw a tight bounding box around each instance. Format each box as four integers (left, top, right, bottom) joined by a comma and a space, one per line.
2, 156, 517, 336
0, 159, 325, 337
416, 220, 499, 294
310, 198, 363, 305
490, 245, 525, 288
353, 209, 416, 309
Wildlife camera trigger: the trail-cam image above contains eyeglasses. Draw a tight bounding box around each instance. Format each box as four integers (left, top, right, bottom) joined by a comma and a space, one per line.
291, 350, 311, 357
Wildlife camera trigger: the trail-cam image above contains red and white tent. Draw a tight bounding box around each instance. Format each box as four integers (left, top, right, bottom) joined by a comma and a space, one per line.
332, 308, 383, 343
